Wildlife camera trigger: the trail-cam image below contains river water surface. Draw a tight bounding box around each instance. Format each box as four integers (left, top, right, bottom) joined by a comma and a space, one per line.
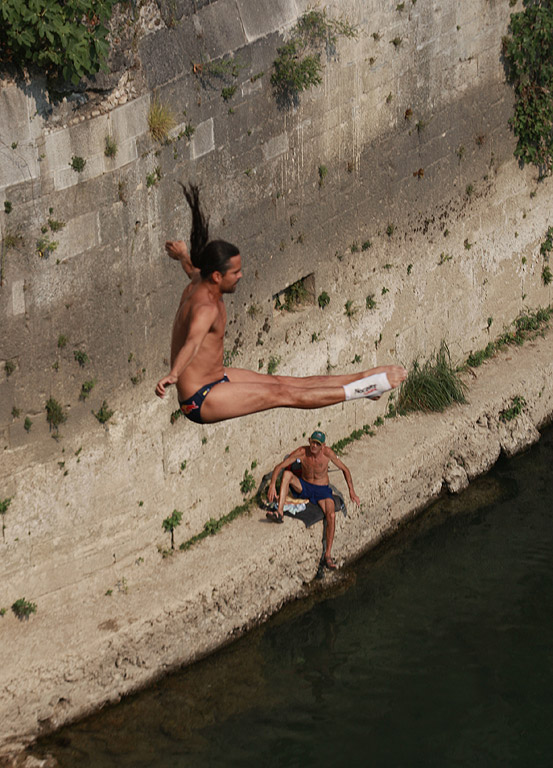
34, 426, 553, 767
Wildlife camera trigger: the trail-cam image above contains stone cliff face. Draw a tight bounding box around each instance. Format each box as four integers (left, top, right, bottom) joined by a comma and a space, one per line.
1, 0, 552, 757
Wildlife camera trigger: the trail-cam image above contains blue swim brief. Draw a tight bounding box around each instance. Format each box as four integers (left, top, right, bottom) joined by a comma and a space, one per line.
296, 478, 334, 506
179, 375, 229, 424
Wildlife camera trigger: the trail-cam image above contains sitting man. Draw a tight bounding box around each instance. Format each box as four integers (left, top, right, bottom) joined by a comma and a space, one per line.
267, 430, 360, 569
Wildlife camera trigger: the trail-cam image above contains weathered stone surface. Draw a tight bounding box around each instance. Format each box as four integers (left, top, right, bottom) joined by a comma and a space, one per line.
498, 410, 541, 459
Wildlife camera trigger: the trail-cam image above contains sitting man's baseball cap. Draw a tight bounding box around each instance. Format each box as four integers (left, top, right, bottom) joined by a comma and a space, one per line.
310, 430, 326, 444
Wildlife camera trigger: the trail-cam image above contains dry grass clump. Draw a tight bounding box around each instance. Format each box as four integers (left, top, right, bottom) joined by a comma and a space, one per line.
148, 99, 176, 142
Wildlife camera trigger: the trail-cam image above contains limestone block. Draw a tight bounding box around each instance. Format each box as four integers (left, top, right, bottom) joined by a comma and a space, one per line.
195, 0, 247, 60
262, 132, 289, 162
237, 0, 298, 42
190, 118, 215, 159
109, 95, 150, 142
10, 280, 25, 317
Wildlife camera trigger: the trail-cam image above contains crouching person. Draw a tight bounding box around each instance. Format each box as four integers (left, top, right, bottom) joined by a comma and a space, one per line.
267, 430, 360, 569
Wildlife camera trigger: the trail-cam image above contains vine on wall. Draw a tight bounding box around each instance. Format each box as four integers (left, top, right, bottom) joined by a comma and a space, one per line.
503, 0, 553, 176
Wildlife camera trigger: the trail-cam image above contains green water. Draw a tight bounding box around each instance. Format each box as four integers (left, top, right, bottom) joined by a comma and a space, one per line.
34, 426, 553, 767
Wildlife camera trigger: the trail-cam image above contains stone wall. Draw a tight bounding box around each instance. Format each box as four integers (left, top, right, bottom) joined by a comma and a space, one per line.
1, 0, 553, 754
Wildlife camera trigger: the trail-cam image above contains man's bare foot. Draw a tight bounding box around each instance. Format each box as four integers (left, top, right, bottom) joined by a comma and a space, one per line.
324, 555, 338, 569
383, 365, 408, 389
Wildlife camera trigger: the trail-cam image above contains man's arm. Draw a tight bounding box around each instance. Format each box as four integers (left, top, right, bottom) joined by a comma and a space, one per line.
325, 447, 361, 505
155, 303, 218, 398
267, 447, 305, 503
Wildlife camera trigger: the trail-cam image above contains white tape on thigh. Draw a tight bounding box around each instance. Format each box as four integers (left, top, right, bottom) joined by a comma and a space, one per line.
343, 372, 392, 401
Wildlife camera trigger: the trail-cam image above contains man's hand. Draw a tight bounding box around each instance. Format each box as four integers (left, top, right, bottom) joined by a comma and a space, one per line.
350, 491, 360, 506
155, 374, 178, 399
165, 240, 189, 261
267, 482, 277, 503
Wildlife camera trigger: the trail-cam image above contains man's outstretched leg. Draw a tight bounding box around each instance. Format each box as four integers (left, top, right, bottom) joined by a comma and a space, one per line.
201, 365, 407, 423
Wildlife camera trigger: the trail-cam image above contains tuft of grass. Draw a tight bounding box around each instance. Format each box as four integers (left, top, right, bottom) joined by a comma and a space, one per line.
180, 499, 255, 552
542, 265, 552, 285
24, 417, 32, 432
5, 360, 16, 377
366, 294, 377, 310
148, 99, 176, 142
318, 164, 328, 186
397, 342, 467, 414
104, 134, 118, 158
221, 84, 237, 101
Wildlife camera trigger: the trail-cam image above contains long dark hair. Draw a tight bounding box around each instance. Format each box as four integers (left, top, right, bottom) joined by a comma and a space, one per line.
179, 183, 239, 278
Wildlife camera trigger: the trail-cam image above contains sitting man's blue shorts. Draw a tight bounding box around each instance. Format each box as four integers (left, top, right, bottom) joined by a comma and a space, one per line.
296, 478, 334, 506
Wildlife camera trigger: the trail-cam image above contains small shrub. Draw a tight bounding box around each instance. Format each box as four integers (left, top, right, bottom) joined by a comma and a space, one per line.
69, 156, 86, 173
47, 218, 65, 232
148, 99, 176, 142
500, 395, 526, 422
93, 401, 114, 424
386, 223, 395, 237
4, 201, 12, 214
318, 291, 330, 309
146, 167, 162, 188
366, 294, 377, 310
36, 236, 57, 259
240, 469, 256, 495
5, 360, 16, 377
57, 334, 68, 349
162, 509, 182, 549
542, 265, 553, 285
397, 342, 467, 414
11, 598, 37, 620
362, 240, 371, 251
79, 379, 96, 401
221, 85, 237, 101
24, 417, 32, 432
318, 164, 328, 186
390, 36, 402, 48
11, 406, 20, 418
45, 397, 66, 433
104, 134, 118, 158
344, 300, 357, 318
73, 349, 89, 367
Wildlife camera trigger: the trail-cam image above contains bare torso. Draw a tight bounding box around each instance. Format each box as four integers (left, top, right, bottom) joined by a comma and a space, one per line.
170, 281, 226, 400
298, 446, 331, 485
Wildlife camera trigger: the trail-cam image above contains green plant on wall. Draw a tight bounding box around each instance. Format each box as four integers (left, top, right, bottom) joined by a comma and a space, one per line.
271, 8, 357, 107
0, 497, 11, 538
503, 1, 553, 175
45, 397, 66, 435
0, 0, 116, 86
162, 509, 182, 550
11, 597, 36, 620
